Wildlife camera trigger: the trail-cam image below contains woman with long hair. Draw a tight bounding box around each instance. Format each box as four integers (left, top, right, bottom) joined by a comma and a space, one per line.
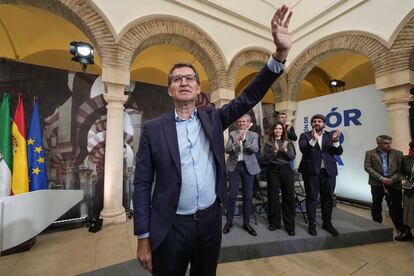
262, 123, 296, 235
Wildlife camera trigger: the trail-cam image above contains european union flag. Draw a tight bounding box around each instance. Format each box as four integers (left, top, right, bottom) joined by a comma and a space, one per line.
27, 98, 48, 191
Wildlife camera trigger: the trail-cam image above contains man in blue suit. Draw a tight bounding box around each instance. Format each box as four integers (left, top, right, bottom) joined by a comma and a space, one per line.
133, 5, 292, 276
298, 114, 343, 237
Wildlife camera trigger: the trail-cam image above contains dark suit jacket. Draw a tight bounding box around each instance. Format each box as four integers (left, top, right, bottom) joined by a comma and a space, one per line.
298, 131, 343, 177
364, 148, 403, 188
132, 65, 282, 252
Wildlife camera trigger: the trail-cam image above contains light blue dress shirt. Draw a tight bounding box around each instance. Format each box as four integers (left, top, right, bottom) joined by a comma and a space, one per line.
378, 150, 388, 177
175, 109, 217, 215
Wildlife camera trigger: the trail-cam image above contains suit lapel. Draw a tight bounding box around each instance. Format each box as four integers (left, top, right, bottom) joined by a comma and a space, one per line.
198, 110, 213, 142
198, 110, 220, 162
162, 110, 181, 174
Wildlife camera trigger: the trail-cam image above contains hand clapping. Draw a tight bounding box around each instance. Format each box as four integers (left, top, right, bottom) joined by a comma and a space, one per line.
332, 129, 341, 142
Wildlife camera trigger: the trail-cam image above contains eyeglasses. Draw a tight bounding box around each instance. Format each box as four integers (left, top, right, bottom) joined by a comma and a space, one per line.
171, 74, 198, 84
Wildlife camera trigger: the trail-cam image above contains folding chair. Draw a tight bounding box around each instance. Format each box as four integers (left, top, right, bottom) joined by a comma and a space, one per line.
293, 170, 308, 223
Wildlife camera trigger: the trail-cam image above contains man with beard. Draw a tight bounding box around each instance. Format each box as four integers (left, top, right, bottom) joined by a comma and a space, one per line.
298, 114, 343, 236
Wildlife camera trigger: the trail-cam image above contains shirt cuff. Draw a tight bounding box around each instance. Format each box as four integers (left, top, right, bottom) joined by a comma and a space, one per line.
267, 57, 285, 74
333, 141, 340, 147
379, 176, 383, 181
309, 139, 317, 147
137, 232, 150, 239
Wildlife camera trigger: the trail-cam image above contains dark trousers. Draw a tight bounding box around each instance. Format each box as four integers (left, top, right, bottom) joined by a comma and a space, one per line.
371, 185, 403, 231
303, 169, 336, 225
266, 164, 295, 230
227, 161, 255, 225
152, 202, 222, 276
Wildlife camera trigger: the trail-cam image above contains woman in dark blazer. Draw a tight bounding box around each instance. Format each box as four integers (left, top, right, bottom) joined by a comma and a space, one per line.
262, 123, 296, 235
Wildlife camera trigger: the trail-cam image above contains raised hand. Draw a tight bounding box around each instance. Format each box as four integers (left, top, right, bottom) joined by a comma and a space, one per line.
237, 130, 246, 143
274, 140, 279, 154
311, 128, 320, 142
332, 129, 341, 142
282, 140, 288, 152
271, 5, 293, 61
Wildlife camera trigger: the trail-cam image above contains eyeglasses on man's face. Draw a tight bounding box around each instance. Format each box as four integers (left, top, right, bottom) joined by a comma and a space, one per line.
171, 74, 198, 84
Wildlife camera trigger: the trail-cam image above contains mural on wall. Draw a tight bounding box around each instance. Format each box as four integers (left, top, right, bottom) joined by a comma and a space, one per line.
0, 59, 212, 221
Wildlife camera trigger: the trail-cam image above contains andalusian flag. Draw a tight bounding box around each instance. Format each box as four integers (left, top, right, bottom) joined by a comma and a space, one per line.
11, 95, 29, 194
0, 94, 12, 197
27, 98, 48, 191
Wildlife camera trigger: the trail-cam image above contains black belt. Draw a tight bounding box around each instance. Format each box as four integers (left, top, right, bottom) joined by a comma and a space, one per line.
179, 199, 220, 220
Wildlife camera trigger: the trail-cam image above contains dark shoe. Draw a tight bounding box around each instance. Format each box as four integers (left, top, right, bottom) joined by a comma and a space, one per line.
223, 222, 233, 234
268, 224, 280, 231
395, 231, 413, 242
308, 224, 317, 236
322, 223, 339, 237
286, 229, 295, 236
243, 224, 257, 236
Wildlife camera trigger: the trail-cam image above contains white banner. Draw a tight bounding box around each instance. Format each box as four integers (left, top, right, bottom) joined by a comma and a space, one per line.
294, 85, 389, 203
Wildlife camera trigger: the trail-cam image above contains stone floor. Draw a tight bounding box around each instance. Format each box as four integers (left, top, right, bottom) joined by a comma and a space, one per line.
1, 203, 413, 276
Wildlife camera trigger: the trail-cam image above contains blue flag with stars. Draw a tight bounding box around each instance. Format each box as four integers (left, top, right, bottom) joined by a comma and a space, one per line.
27, 98, 48, 191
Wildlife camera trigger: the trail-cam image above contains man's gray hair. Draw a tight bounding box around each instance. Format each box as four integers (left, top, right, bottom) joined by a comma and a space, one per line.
239, 113, 251, 122
376, 135, 392, 144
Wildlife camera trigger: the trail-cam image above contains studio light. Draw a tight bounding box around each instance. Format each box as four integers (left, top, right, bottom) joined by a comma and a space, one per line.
329, 79, 345, 91
69, 41, 94, 72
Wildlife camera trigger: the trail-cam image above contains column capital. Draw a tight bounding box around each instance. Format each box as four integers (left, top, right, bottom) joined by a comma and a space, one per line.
102, 65, 130, 86
382, 84, 413, 108
103, 82, 129, 106
380, 84, 413, 153
210, 88, 234, 108
103, 92, 128, 105
274, 100, 297, 111
375, 69, 414, 90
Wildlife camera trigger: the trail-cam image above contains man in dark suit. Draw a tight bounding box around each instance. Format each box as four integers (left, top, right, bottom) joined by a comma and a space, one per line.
364, 135, 405, 240
133, 5, 293, 276
223, 114, 261, 236
277, 112, 297, 141
298, 114, 343, 236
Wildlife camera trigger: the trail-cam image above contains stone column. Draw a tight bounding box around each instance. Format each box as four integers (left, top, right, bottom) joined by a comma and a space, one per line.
210, 87, 234, 108
100, 67, 130, 225
376, 70, 413, 153
382, 85, 412, 153
210, 87, 235, 142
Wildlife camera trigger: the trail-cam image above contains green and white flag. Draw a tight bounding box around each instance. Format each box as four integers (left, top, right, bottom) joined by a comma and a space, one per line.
0, 94, 12, 197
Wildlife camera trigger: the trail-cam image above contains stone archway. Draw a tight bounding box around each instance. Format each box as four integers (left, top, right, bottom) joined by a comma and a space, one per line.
389, 9, 414, 74
227, 47, 271, 89
0, 0, 117, 67
287, 32, 389, 100
118, 16, 227, 92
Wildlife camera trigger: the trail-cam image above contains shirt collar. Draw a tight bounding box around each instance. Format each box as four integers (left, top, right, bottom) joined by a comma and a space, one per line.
175, 108, 198, 122
377, 147, 388, 155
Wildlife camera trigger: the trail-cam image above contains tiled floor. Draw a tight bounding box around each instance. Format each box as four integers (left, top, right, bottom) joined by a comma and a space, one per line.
1, 203, 413, 275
